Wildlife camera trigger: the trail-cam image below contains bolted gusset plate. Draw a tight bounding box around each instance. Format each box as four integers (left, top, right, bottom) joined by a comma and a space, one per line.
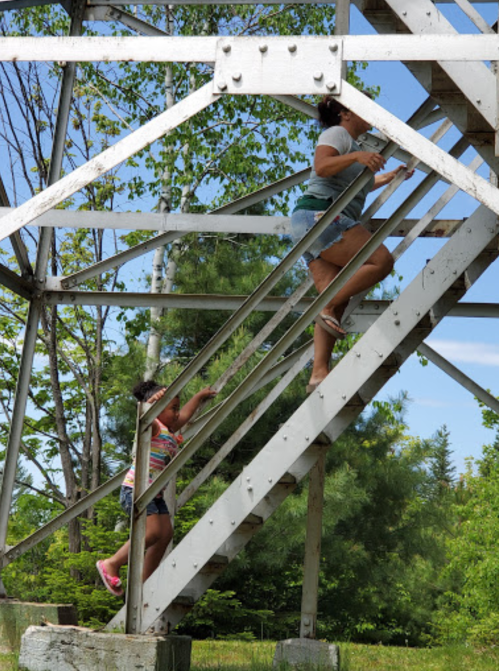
214, 37, 342, 95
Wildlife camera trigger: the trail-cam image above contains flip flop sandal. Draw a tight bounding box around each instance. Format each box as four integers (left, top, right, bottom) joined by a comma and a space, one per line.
315, 314, 347, 339
96, 560, 124, 597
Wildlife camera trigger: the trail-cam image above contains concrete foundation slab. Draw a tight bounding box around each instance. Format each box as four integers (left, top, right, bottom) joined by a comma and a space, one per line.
273, 638, 340, 671
0, 600, 77, 654
18, 625, 191, 671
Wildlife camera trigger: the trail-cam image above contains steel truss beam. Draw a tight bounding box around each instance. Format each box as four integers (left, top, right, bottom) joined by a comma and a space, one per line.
0, 83, 218, 243
419, 342, 499, 418
338, 83, 499, 216
2, 35, 499, 64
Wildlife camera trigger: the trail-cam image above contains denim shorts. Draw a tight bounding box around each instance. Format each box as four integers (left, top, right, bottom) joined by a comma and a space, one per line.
290, 209, 359, 265
120, 485, 169, 517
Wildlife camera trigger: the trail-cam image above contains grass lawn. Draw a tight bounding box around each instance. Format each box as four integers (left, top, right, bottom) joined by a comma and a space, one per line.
3, 638, 499, 670
192, 639, 499, 671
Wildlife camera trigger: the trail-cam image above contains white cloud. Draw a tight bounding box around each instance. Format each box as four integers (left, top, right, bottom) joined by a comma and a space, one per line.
426, 339, 499, 367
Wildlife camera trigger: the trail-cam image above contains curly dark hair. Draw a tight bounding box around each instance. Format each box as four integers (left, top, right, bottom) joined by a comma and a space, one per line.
317, 96, 348, 128
317, 90, 374, 128
132, 380, 167, 402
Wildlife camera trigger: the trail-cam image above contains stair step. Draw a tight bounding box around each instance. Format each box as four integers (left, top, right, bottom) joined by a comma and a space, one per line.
239, 513, 263, 529
278, 473, 296, 485
200, 554, 230, 574
173, 593, 196, 607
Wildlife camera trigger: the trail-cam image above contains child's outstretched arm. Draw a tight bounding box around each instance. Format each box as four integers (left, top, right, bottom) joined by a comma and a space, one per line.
174, 387, 217, 432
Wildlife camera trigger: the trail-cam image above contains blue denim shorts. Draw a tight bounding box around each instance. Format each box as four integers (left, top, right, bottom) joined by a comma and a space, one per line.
290, 209, 359, 265
120, 485, 170, 517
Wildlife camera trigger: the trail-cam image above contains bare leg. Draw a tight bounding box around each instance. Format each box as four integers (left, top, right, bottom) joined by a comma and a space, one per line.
318, 224, 393, 320
142, 514, 172, 581
307, 224, 394, 387
308, 258, 341, 388
101, 513, 173, 583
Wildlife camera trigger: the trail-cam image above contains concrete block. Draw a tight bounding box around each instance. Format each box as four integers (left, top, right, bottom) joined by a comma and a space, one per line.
18, 625, 191, 671
273, 638, 340, 671
0, 600, 77, 654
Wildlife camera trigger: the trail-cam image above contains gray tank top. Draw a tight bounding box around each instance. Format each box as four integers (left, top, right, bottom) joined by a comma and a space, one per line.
304, 125, 374, 221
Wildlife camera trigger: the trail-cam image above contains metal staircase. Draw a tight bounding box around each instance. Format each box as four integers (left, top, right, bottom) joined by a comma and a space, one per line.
109, 198, 499, 631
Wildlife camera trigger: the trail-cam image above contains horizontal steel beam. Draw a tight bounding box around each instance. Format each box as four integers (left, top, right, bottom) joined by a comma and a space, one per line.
40, 287, 499, 319
2, 35, 499, 63
0, 207, 460, 236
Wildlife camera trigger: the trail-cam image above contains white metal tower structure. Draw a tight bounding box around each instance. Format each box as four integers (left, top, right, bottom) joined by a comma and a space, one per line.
1, 0, 499, 639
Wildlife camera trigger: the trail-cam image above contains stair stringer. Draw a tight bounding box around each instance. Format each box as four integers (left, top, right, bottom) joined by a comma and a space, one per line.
146, 443, 328, 634
107, 203, 499, 634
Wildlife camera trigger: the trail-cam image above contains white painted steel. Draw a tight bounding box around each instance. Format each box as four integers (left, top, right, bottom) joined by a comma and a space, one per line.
125, 406, 152, 634
392, 155, 483, 261
61, 230, 189, 289
419, 342, 499, 416
85, 5, 170, 36
382, 0, 496, 127
0, 83, 217, 243
4, 35, 499, 64
453, 0, 495, 34
214, 38, 342, 95
0, 209, 463, 239
0, 208, 289, 233
338, 83, 499, 216
360, 118, 453, 225
300, 452, 325, 639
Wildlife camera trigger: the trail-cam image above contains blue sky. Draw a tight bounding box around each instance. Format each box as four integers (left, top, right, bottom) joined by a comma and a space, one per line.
349, 3, 499, 474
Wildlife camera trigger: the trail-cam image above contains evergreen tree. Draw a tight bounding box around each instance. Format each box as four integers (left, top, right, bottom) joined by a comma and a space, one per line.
429, 425, 456, 497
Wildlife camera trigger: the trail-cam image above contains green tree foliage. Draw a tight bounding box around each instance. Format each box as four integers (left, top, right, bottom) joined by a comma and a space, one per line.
431, 438, 499, 647
177, 401, 456, 645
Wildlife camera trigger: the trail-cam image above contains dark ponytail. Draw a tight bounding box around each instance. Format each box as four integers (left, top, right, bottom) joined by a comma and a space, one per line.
317, 96, 347, 128
132, 380, 166, 402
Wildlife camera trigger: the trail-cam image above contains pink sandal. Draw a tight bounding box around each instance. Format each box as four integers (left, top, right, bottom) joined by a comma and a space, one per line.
96, 560, 124, 597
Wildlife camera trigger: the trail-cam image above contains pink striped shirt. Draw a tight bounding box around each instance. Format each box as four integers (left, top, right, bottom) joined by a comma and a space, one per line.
122, 419, 182, 489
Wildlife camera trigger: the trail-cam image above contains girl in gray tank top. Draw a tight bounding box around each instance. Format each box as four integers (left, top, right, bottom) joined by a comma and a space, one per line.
290, 94, 413, 393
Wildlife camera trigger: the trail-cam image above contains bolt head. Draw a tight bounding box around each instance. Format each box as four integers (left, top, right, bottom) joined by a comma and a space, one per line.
232, 72, 242, 82
329, 44, 338, 52
222, 44, 231, 53
326, 81, 336, 92
313, 71, 323, 81
288, 43, 297, 53
259, 44, 268, 53
217, 80, 227, 91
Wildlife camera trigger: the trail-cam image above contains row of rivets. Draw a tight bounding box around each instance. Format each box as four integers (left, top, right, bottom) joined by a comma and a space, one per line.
217, 75, 336, 91
221, 43, 339, 55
